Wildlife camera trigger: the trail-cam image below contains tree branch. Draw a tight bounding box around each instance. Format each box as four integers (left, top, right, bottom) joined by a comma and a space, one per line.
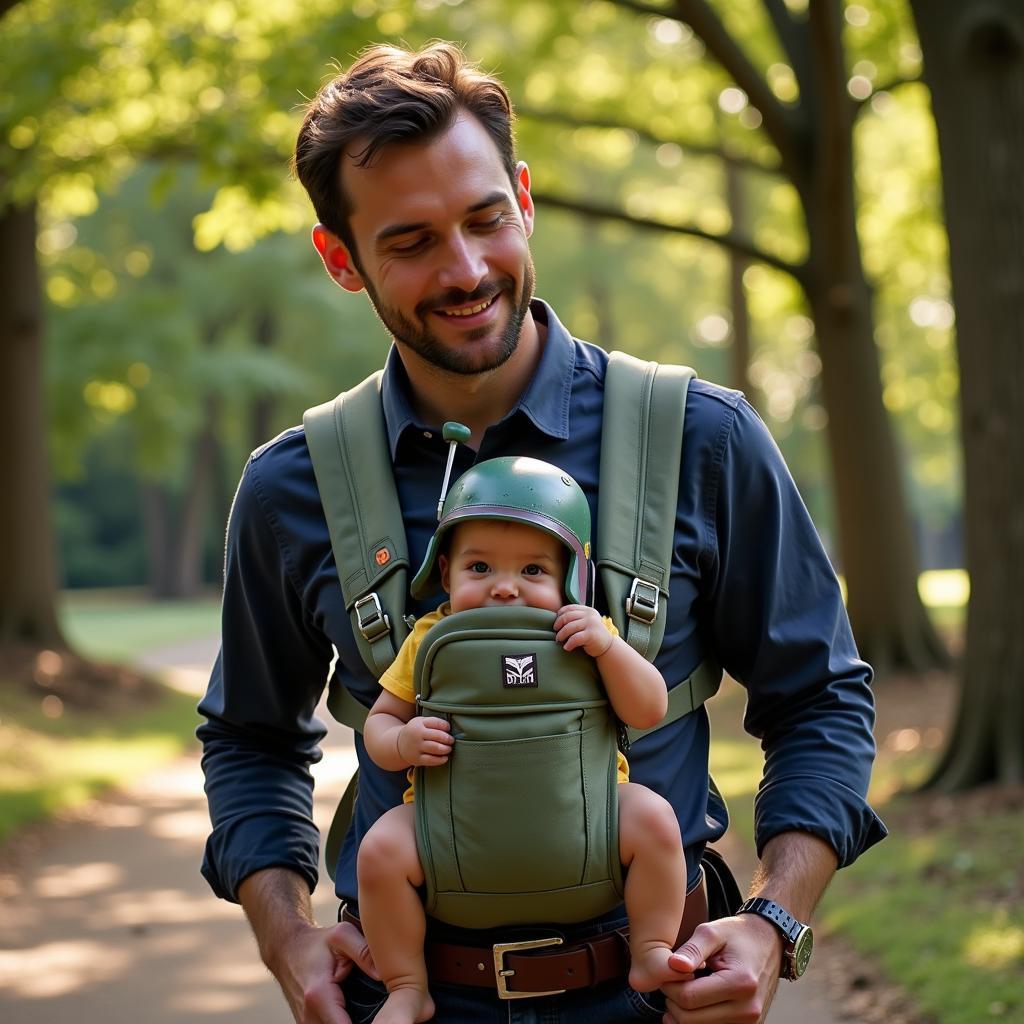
517, 105, 782, 175
533, 189, 807, 284
666, 0, 803, 174
853, 73, 924, 115
761, 0, 814, 96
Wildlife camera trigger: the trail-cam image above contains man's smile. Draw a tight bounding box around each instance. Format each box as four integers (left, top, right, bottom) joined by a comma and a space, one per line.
436, 294, 499, 317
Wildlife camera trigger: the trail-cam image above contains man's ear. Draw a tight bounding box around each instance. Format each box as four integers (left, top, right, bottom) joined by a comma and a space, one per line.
514, 162, 534, 239
311, 224, 364, 293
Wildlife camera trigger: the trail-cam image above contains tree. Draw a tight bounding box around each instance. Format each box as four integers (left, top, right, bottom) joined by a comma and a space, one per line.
911, 0, 1024, 787
0, 0, 385, 641
516, 0, 946, 671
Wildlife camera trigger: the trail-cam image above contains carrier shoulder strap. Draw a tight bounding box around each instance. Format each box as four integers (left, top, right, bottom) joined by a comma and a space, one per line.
306, 372, 410, 883
303, 371, 410, 699
598, 352, 692, 660
598, 353, 721, 741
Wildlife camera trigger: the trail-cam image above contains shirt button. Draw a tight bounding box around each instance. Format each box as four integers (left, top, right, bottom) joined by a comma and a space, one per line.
423, 431, 432, 439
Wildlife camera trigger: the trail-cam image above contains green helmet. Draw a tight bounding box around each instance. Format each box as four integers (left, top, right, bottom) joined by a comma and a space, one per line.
411, 456, 592, 604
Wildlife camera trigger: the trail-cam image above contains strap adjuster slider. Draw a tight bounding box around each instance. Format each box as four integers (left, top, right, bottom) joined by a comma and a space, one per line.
626, 578, 659, 624
354, 592, 391, 642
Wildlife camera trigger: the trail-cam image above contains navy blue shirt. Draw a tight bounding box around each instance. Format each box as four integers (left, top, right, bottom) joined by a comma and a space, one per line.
198, 299, 886, 906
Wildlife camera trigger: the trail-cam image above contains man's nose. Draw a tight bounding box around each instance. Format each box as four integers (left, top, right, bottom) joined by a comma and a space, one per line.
438, 233, 486, 293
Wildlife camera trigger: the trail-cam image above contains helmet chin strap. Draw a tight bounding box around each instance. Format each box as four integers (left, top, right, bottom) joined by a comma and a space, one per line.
437, 421, 472, 520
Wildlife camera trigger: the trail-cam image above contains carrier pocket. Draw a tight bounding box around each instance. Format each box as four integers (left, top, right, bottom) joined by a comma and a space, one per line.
446, 727, 589, 893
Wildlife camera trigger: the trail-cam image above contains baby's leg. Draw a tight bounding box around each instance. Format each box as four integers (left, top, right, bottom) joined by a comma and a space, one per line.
356, 803, 434, 1024
618, 782, 686, 993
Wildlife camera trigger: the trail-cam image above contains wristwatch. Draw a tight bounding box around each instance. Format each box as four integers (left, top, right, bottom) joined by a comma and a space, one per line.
737, 897, 814, 981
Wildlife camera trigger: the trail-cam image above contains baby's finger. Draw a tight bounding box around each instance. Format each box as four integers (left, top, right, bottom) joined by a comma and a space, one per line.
418, 752, 450, 766
421, 717, 451, 732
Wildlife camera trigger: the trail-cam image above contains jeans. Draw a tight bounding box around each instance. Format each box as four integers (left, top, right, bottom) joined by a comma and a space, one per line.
342, 969, 665, 1023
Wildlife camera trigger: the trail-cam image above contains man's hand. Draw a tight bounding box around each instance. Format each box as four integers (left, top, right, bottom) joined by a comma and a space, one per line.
273, 919, 380, 1024
661, 914, 783, 1023
397, 716, 453, 766
659, 832, 838, 1022
554, 604, 613, 657
239, 869, 379, 1024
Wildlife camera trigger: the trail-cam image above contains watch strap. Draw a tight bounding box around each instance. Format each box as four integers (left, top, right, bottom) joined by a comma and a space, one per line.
736, 897, 803, 943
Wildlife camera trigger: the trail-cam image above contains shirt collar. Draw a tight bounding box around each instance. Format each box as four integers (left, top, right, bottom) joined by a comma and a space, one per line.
380, 298, 575, 459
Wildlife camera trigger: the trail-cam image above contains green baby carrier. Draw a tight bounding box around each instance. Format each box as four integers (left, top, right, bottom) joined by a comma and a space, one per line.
303, 352, 723, 928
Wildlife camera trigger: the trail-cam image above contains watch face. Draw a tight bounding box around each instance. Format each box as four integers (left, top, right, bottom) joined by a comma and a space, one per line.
792, 927, 814, 977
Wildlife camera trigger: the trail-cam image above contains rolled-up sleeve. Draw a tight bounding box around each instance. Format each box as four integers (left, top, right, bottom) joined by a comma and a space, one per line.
197, 452, 334, 902
705, 399, 887, 867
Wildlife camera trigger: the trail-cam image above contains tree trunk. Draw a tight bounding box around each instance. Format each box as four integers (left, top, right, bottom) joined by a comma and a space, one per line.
0, 199, 67, 650
142, 482, 177, 599
173, 394, 219, 598
143, 396, 220, 600
795, 0, 946, 674
911, 0, 1024, 788
725, 159, 756, 408
249, 308, 276, 451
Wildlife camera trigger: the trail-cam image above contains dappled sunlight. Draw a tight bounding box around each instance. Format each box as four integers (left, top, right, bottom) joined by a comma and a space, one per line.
963, 918, 1024, 971
167, 988, 258, 1014
158, 665, 213, 695
34, 860, 123, 899
86, 800, 144, 828
310, 746, 359, 789
108, 886, 240, 927
149, 808, 218, 841
0, 939, 130, 999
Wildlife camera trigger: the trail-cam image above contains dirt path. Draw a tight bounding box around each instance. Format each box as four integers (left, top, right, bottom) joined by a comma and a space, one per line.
0, 637, 852, 1022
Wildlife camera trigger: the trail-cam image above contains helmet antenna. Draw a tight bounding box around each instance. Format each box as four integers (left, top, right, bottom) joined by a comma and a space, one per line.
437, 422, 472, 520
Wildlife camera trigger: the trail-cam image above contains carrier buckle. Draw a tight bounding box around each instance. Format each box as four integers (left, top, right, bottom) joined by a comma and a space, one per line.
493, 937, 565, 999
353, 593, 391, 642
626, 578, 659, 624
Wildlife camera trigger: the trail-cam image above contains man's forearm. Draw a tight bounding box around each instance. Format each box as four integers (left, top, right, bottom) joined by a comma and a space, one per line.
747, 831, 839, 921
238, 867, 317, 974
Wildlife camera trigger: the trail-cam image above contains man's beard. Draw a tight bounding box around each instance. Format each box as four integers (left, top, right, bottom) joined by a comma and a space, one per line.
363, 260, 536, 376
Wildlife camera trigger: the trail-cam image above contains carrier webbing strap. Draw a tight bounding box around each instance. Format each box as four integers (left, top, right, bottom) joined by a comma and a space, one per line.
303, 372, 410, 683
626, 657, 722, 744
598, 353, 695, 660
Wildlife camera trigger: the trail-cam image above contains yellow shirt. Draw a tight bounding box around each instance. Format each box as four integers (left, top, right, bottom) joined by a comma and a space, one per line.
379, 606, 630, 800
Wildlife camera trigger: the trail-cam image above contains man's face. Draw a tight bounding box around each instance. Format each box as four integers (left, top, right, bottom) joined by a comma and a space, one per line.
335, 114, 536, 376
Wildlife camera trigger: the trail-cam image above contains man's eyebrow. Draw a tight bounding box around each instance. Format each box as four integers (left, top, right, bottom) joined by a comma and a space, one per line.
375, 191, 513, 245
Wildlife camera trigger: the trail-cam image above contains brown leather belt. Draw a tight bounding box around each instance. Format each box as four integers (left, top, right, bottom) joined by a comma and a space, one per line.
341, 876, 708, 1000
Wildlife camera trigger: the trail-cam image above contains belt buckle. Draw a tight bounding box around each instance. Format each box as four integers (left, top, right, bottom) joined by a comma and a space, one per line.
492, 937, 565, 999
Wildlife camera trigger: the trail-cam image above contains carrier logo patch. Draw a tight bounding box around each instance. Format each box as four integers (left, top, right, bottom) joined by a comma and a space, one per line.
502, 654, 538, 688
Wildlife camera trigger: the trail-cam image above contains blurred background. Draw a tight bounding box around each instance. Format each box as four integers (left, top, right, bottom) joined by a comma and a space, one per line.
1, 2, 1021, 1022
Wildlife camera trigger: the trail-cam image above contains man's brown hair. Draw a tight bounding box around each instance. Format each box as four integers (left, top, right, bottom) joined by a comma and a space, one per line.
293, 42, 516, 260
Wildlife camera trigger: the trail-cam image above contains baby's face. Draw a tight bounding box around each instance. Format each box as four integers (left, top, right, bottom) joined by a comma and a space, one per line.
439, 520, 566, 613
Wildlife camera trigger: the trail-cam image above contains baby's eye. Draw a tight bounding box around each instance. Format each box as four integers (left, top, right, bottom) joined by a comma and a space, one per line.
469, 561, 489, 574
523, 564, 544, 576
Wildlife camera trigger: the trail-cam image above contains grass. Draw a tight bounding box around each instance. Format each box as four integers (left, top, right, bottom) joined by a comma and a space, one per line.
0, 683, 200, 843
59, 588, 221, 662
707, 591, 1024, 1024
822, 806, 1023, 1024
0, 591, 219, 844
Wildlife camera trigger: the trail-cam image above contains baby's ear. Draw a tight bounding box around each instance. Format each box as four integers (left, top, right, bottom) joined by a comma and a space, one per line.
438, 554, 450, 592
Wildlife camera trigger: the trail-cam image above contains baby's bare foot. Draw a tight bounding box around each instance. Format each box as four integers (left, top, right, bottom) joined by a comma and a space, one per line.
628, 942, 675, 994
373, 986, 435, 1024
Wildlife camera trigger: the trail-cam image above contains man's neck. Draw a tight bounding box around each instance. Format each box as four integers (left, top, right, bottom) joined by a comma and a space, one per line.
398, 314, 546, 448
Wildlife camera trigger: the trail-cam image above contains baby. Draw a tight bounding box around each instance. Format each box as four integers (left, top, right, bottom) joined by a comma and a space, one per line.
356, 459, 686, 1024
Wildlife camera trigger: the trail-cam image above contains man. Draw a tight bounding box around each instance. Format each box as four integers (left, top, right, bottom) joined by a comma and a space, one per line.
199, 42, 885, 1023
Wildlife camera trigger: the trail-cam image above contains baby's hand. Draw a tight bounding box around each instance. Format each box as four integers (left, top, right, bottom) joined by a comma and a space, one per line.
554, 605, 614, 658
397, 716, 453, 767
